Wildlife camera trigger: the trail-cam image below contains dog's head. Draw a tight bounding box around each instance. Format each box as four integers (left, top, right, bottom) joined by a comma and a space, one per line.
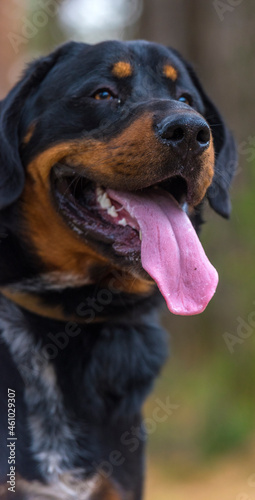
0, 41, 237, 316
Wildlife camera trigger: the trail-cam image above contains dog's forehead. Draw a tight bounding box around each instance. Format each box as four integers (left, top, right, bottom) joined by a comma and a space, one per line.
22, 40, 202, 124
32, 40, 195, 106
89, 40, 177, 62
80, 40, 186, 78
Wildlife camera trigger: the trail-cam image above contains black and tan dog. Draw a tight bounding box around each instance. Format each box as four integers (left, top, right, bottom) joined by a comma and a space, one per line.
0, 40, 236, 499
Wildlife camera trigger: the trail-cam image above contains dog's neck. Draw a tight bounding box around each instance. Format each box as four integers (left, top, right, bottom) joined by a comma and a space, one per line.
0, 266, 156, 323
0, 287, 107, 323
0, 284, 159, 324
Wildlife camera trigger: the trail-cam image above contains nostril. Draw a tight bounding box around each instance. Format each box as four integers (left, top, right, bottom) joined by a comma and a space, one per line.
196, 126, 210, 145
162, 126, 185, 142
170, 127, 185, 141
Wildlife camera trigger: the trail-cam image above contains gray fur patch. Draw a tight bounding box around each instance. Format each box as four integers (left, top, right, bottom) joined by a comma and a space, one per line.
0, 297, 82, 481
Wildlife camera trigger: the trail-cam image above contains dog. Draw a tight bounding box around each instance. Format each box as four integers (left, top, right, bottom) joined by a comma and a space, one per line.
0, 40, 236, 499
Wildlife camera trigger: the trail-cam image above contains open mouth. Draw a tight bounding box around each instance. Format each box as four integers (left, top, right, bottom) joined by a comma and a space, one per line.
52, 164, 218, 316
52, 165, 188, 257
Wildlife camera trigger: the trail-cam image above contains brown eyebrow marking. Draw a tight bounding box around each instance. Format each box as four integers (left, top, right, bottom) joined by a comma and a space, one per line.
112, 61, 133, 78
22, 122, 36, 145
163, 64, 178, 81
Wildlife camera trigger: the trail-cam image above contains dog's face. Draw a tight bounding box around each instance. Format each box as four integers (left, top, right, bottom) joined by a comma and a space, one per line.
0, 41, 236, 313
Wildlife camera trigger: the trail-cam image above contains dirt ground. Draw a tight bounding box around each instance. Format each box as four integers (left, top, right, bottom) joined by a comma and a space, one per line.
145, 443, 255, 500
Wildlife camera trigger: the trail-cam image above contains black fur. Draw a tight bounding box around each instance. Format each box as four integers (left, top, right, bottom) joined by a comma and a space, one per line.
0, 40, 236, 499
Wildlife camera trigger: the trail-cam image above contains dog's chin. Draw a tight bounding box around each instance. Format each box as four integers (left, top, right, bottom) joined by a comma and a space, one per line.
51, 163, 188, 271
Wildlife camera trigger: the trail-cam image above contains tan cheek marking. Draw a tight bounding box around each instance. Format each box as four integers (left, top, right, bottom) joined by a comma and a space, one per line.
66, 114, 167, 187
22, 122, 36, 145
192, 133, 215, 206
21, 144, 107, 279
163, 64, 178, 81
112, 61, 133, 78
25, 113, 164, 188
22, 141, 153, 295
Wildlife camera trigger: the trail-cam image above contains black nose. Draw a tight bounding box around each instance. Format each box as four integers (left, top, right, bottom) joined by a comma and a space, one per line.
157, 114, 211, 155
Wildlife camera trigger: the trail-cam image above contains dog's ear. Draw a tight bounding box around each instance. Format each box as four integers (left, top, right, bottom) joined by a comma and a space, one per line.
172, 50, 238, 218
0, 42, 78, 210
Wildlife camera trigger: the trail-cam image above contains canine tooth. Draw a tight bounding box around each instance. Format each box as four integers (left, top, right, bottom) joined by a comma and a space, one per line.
139, 230, 142, 241
99, 193, 111, 209
107, 206, 118, 218
96, 186, 104, 198
118, 218, 127, 226
182, 202, 189, 214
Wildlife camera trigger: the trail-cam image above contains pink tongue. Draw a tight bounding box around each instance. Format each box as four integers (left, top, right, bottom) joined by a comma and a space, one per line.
107, 188, 218, 316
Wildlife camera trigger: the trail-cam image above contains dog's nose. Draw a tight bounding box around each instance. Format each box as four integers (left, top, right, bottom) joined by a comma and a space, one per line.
157, 114, 211, 155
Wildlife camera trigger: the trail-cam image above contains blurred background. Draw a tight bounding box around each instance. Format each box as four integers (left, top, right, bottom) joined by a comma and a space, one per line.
1, 1, 255, 498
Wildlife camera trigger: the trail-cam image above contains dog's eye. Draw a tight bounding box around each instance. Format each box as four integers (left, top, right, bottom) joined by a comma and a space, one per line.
178, 94, 192, 106
93, 89, 115, 101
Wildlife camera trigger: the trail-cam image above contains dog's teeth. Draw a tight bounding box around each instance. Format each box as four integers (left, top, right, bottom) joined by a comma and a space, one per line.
182, 202, 189, 214
139, 230, 142, 241
96, 186, 104, 198
107, 206, 118, 218
99, 193, 111, 209
96, 187, 112, 209
118, 218, 127, 226
96, 187, 119, 218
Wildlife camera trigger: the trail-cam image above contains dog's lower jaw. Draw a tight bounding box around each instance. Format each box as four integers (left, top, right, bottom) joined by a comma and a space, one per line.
0, 293, 167, 499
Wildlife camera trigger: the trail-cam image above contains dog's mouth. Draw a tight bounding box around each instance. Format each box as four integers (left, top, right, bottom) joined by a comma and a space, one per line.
53, 166, 188, 253
52, 164, 218, 315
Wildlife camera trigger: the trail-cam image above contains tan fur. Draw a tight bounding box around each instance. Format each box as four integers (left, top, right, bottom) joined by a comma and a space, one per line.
11, 474, 128, 500
112, 61, 133, 78
22, 122, 36, 145
15, 473, 98, 500
191, 133, 215, 206
19, 113, 214, 309
163, 64, 178, 81
0, 288, 109, 323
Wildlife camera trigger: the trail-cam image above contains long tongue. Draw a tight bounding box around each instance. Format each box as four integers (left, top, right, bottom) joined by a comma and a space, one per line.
107, 188, 218, 315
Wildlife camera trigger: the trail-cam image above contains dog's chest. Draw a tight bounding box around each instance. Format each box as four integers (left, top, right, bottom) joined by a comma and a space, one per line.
0, 302, 83, 481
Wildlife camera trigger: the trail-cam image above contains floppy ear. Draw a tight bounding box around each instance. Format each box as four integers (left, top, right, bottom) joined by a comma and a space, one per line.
172, 50, 238, 218
0, 42, 78, 210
